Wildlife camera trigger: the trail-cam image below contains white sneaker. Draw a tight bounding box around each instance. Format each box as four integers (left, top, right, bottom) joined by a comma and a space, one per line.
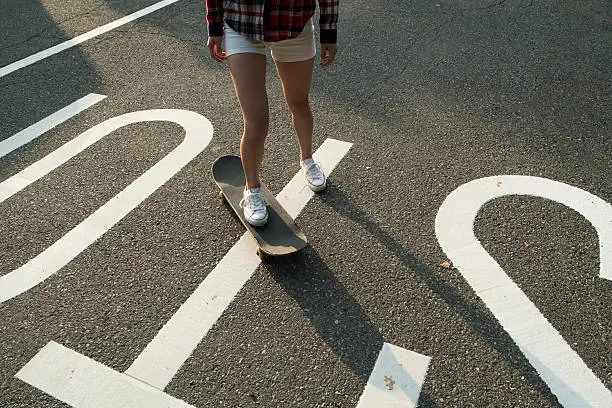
239, 188, 268, 227
301, 158, 326, 192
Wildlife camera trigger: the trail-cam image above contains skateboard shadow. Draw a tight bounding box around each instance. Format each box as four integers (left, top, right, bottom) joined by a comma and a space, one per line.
314, 183, 563, 407
262, 247, 439, 407
263, 248, 381, 380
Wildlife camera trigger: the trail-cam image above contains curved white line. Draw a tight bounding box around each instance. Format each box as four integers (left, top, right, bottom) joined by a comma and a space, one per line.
0, 109, 213, 304
16, 139, 354, 407
435, 175, 612, 407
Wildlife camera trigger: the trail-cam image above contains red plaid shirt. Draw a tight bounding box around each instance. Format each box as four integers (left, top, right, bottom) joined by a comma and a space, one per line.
206, 0, 338, 43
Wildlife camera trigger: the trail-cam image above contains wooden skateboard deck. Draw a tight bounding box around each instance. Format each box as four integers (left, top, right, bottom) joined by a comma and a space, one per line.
212, 155, 308, 257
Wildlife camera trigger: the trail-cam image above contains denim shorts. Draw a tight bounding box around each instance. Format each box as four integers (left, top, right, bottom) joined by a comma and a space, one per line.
223, 19, 316, 62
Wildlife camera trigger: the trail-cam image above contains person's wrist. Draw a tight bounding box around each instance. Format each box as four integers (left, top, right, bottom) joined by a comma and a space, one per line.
208, 21, 224, 37
320, 29, 337, 44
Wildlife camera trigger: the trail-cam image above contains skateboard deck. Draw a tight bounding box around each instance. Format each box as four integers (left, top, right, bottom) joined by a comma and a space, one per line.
212, 155, 308, 257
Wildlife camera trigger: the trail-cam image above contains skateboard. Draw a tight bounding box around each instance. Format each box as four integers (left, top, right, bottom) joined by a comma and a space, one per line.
212, 155, 308, 258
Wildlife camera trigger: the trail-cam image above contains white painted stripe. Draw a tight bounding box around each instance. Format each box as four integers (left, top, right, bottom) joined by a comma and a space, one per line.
276, 139, 353, 219
126, 233, 260, 390
435, 175, 612, 407
125, 138, 353, 390
0, 0, 181, 78
0, 94, 106, 159
357, 343, 430, 408
0, 110, 213, 304
16, 341, 195, 408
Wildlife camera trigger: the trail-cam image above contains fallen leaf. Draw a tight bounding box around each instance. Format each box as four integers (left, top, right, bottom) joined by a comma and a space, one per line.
439, 261, 455, 270
496, 181, 503, 187
384, 376, 395, 390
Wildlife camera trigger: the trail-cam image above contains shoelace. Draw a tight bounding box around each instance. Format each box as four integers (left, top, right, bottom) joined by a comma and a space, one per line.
239, 192, 267, 212
304, 162, 324, 182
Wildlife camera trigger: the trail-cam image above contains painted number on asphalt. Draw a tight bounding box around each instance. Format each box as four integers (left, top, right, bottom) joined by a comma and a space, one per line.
3, 97, 430, 407
0, 94, 214, 304
436, 175, 612, 407
4, 96, 610, 407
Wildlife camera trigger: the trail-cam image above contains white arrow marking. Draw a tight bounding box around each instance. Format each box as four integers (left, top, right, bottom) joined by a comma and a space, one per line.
0, 0, 182, 78
0, 93, 107, 159
0, 109, 213, 304
435, 175, 612, 407
356, 343, 431, 408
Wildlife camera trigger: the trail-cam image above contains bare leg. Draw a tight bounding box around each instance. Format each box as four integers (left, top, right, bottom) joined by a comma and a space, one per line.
228, 53, 268, 189
274, 57, 315, 160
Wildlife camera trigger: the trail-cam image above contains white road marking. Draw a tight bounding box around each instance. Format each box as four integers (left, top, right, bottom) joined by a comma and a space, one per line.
16, 139, 353, 406
0, 109, 213, 304
435, 175, 612, 408
0, 0, 182, 79
356, 343, 430, 408
16, 342, 195, 408
126, 232, 260, 390
0, 93, 106, 158
126, 138, 353, 389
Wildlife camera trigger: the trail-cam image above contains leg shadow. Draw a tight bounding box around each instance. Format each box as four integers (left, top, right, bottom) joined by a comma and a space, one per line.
263, 247, 383, 381
314, 183, 562, 407
262, 246, 439, 407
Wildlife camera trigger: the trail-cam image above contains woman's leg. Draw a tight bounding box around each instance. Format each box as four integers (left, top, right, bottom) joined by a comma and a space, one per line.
274, 57, 315, 160
228, 53, 268, 190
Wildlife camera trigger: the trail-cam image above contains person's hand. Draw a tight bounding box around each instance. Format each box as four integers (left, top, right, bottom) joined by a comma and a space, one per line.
207, 36, 226, 62
320, 43, 338, 67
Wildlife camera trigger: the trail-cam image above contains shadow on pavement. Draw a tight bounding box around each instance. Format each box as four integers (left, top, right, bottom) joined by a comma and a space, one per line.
0, 1, 103, 174
262, 246, 440, 407
264, 248, 382, 379
317, 183, 563, 407
103, 0, 611, 180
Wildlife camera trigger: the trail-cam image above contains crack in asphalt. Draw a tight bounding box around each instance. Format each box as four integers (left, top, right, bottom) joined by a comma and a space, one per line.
353, 15, 456, 110
461, 0, 507, 11
113, 28, 201, 46
448, 0, 533, 12
349, 0, 534, 111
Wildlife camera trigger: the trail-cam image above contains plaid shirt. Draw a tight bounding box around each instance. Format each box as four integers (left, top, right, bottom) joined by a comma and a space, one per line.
206, 0, 338, 43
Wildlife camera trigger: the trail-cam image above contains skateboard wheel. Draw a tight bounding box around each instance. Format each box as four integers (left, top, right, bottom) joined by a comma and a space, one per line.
256, 248, 268, 261
218, 190, 227, 203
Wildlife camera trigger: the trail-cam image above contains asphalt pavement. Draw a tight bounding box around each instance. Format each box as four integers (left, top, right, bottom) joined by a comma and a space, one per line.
0, 0, 610, 407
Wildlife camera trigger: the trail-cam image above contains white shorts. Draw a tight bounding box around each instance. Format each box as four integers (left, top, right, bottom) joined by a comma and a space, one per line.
223, 19, 316, 62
